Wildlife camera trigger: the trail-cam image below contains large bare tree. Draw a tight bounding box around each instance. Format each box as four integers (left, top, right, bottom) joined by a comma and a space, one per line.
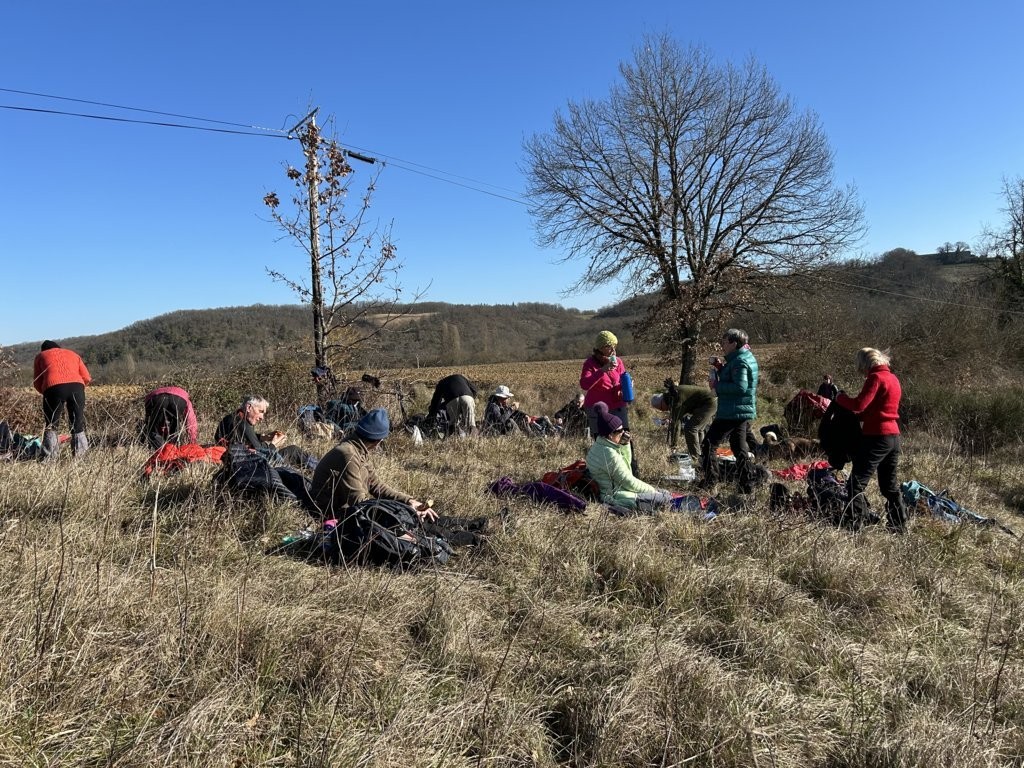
264, 112, 420, 400
524, 37, 864, 382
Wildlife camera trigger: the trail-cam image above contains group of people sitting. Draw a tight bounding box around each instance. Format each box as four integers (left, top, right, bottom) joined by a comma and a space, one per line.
20, 325, 909, 547
422, 373, 586, 439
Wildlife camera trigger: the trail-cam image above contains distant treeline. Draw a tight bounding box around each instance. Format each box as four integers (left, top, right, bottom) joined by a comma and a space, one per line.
6, 299, 659, 384
6, 250, 1018, 389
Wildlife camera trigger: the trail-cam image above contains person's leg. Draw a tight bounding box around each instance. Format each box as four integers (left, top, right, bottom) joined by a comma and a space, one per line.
444, 399, 462, 436
42, 387, 63, 430
700, 418, 734, 487
65, 384, 88, 456
846, 435, 887, 522
462, 395, 477, 433
729, 420, 755, 492
876, 436, 907, 531
41, 386, 65, 461
635, 489, 673, 512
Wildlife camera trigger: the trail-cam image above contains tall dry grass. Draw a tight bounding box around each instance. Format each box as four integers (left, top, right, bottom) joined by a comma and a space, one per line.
1, 360, 1023, 767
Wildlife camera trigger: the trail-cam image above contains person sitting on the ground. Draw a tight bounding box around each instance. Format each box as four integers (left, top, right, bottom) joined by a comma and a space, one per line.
651, 380, 717, 461
481, 386, 556, 437
553, 392, 588, 438
586, 403, 674, 512
310, 409, 487, 547
143, 386, 198, 450
311, 408, 435, 521
215, 395, 317, 471
482, 385, 521, 436
426, 374, 478, 436
817, 374, 839, 401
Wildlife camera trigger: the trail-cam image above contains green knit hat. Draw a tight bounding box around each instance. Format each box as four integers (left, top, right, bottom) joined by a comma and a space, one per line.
595, 330, 618, 349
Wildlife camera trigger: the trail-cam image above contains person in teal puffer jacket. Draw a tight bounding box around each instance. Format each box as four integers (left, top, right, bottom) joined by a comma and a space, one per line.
586, 403, 674, 512
700, 328, 760, 493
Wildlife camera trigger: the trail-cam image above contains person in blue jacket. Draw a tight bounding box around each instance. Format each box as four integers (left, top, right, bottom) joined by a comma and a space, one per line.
699, 328, 760, 493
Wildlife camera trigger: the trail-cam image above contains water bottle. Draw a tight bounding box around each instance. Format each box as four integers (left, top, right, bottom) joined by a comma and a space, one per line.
620, 371, 634, 403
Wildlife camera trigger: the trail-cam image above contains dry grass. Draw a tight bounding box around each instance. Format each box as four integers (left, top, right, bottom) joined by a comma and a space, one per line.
1, 362, 1023, 767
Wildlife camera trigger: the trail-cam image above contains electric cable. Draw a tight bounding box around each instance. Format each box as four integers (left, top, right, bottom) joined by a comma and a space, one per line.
0, 86, 286, 134
0, 104, 289, 138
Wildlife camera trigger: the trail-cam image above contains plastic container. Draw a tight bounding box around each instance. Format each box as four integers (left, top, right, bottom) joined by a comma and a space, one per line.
620, 371, 634, 403
664, 452, 696, 482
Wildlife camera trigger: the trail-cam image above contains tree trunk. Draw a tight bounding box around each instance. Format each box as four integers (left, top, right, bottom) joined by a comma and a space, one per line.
678, 321, 702, 385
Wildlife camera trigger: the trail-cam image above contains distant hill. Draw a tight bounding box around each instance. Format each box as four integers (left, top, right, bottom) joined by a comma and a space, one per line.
6, 298, 659, 383
5, 253, 1002, 385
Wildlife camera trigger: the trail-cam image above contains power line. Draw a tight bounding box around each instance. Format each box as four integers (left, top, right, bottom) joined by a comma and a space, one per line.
2, 88, 529, 203
0, 104, 289, 138
0, 86, 286, 134
343, 141, 525, 197
380, 159, 529, 205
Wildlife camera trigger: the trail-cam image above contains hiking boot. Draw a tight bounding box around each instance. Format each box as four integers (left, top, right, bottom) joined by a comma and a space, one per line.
40, 429, 60, 462
71, 432, 89, 457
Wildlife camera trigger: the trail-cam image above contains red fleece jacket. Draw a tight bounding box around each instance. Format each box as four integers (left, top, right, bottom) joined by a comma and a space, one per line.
836, 364, 901, 436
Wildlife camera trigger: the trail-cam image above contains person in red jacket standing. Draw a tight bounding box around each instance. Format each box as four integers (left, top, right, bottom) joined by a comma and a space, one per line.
835, 347, 907, 532
32, 340, 92, 459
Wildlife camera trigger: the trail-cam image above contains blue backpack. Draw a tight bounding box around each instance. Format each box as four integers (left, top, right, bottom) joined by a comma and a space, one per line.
901, 481, 1014, 535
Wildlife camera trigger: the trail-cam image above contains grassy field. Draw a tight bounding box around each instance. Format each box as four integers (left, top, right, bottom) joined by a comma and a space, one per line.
1, 358, 1022, 767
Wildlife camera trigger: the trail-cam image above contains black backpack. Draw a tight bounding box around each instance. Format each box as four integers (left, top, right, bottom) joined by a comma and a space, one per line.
325, 499, 453, 570
214, 444, 298, 502
806, 466, 879, 530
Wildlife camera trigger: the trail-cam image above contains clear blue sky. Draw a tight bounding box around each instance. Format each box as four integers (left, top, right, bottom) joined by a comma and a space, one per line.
2, 1, 1021, 346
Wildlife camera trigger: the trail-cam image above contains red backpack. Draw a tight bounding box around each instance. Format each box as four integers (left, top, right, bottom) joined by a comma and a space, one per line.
541, 459, 601, 500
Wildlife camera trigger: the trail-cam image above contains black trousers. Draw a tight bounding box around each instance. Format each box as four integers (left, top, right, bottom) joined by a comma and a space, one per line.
847, 434, 907, 529
700, 417, 754, 490
43, 383, 86, 433
144, 393, 188, 449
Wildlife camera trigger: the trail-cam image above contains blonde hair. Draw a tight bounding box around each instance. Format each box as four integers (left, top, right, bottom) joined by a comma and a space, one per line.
856, 347, 890, 374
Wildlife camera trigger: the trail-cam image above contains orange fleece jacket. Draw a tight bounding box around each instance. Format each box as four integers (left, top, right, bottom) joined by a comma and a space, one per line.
32, 348, 92, 393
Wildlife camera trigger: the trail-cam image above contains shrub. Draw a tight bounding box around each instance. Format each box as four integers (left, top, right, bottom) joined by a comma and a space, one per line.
901, 384, 1024, 454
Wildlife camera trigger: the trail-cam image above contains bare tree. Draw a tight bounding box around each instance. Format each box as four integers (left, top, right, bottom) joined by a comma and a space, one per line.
524, 37, 864, 382
981, 176, 1024, 308
263, 111, 422, 400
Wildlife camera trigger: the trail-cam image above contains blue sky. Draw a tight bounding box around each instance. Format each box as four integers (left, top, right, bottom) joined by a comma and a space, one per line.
2, 1, 1021, 346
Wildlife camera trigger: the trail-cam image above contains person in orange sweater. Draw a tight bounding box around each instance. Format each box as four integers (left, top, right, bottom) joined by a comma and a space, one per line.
32, 340, 92, 459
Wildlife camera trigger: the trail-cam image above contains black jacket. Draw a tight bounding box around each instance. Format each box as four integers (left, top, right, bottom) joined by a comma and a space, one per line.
427, 374, 477, 417
818, 401, 861, 470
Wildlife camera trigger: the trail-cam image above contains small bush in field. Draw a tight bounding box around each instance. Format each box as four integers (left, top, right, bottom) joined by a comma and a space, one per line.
902, 384, 1024, 454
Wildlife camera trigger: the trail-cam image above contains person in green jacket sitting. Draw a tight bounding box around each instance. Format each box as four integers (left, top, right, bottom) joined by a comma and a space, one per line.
586, 403, 674, 512
700, 328, 760, 493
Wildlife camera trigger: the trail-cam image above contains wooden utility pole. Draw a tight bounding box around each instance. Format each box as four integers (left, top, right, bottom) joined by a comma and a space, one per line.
302, 117, 326, 377
287, 107, 328, 401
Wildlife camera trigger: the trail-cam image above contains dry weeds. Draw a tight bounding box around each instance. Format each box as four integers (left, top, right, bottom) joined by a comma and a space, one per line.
1, 364, 1022, 767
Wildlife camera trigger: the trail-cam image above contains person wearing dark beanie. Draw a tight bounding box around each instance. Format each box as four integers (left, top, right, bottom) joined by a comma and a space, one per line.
32, 339, 92, 459
311, 409, 437, 522
586, 404, 673, 512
